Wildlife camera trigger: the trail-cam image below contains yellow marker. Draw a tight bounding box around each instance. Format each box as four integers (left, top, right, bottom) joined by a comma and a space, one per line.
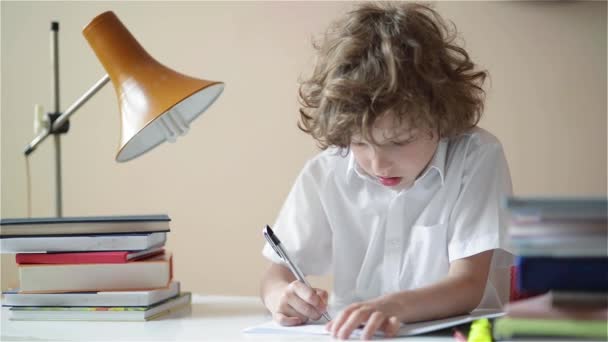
468, 318, 492, 342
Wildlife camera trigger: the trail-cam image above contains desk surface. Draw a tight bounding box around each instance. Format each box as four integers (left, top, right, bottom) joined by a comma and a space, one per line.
1, 294, 456, 341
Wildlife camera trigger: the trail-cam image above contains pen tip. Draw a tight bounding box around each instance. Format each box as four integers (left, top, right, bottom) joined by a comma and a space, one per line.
264, 225, 281, 245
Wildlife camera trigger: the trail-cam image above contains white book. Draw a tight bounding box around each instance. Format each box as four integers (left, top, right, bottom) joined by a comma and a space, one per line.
0, 232, 166, 253
8, 292, 191, 321
2, 282, 180, 307
18, 253, 172, 293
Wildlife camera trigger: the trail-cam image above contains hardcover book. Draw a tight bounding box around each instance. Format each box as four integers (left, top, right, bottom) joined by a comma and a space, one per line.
18, 253, 173, 293
8, 292, 191, 321
1, 232, 166, 253
506, 197, 607, 221
493, 317, 607, 340
505, 293, 608, 320
516, 256, 608, 292
15, 247, 164, 264
0, 214, 170, 238
2, 282, 180, 307
510, 235, 608, 257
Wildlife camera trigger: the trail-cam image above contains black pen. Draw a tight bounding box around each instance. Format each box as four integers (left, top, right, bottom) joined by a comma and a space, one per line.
263, 225, 332, 322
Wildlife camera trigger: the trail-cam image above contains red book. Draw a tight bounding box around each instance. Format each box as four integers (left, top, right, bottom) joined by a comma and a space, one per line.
16, 247, 164, 264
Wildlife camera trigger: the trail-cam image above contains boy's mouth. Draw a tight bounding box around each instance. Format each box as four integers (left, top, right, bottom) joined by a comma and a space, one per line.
377, 176, 402, 186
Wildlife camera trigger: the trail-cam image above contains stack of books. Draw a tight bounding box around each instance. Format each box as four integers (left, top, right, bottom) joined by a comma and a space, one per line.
494, 197, 608, 340
0, 214, 191, 321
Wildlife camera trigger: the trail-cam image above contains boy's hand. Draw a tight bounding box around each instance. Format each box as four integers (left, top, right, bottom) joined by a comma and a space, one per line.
326, 299, 401, 340
272, 280, 329, 326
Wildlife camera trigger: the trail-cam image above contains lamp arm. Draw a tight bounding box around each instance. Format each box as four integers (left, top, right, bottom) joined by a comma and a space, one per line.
23, 74, 110, 156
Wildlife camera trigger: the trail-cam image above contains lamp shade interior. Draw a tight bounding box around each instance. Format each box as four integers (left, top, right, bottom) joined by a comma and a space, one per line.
116, 83, 224, 162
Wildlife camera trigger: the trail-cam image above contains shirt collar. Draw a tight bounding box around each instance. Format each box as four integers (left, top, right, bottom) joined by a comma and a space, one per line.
346, 149, 365, 180
419, 138, 447, 185
346, 138, 447, 185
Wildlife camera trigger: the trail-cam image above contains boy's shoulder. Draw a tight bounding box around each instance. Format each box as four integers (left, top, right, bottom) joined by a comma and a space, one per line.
443, 127, 508, 186
450, 127, 505, 158
307, 147, 349, 168
301, 147, 350, 181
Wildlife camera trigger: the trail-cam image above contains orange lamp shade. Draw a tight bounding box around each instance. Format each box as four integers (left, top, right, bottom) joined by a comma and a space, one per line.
83, 11, 224, 162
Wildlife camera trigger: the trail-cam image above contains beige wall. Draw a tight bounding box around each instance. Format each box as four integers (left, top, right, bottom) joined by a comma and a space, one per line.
1, 1, 606, 295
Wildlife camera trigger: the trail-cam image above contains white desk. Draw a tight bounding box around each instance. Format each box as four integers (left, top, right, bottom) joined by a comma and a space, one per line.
1, 294, 454, 341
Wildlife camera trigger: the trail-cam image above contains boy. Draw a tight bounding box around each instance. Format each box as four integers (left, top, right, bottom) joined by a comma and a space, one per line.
260, 2, 513, 340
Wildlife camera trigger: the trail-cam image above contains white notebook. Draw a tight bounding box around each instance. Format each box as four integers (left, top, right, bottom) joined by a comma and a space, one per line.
243, 310, 504, 338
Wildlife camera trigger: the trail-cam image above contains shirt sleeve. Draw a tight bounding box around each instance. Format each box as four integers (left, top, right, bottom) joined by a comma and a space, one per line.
262, 157, 333, 276
447, 136, 514, 264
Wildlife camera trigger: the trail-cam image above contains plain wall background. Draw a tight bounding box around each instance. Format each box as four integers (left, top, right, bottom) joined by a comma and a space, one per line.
1, 1, 606, 295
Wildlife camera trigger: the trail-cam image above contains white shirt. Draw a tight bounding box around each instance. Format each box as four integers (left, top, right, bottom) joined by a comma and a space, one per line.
263, 127, 514, 311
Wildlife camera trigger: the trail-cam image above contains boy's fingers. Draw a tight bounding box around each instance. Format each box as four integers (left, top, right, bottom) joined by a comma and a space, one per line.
291, 282, 320, 307
273, 312, 303, 326
330, 311, 347, 337
315, 288, 329, 302
361, 311, 385, 340
286, 291, 323, 320
314, 289, 329, 311
381, 316, 401, 337
277, 302, 309, 323
291, 282, 328, 313
338, 308, 370, 340
331, 305, 358, 337
325, 320, 334, 331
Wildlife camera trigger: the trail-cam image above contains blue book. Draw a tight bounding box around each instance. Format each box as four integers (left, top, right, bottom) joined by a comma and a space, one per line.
0, 215, 170, 238
516, 256, 608, 292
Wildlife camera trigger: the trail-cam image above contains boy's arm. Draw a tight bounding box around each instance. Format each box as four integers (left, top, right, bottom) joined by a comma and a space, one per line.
328, 250, 493, 339
261, 263, 329, 326
387, 249, 494, 322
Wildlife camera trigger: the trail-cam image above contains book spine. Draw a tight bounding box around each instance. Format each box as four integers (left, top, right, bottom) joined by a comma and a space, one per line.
516, 257, 608, 292
494, 317, 608, 340
16, 252, 127, 264
551, 291, 608, 307
509, 222, 607, 236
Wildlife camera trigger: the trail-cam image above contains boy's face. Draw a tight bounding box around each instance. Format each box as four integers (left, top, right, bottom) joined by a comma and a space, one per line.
350, 114, 439, 189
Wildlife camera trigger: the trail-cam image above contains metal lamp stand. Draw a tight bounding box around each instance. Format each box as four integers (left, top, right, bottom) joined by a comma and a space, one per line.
23, 21, 110, 217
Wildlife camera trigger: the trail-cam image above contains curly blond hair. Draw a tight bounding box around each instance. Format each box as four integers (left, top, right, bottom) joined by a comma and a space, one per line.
298, 2, 488, 149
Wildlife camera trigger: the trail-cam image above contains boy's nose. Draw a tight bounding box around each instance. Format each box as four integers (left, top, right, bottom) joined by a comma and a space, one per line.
370, 155, 392, 175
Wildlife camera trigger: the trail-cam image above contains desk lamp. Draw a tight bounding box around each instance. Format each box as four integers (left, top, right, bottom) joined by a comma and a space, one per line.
23, 11, 224, 216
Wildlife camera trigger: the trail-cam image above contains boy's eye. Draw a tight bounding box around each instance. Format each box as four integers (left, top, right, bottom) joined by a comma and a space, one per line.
391, 140, 410, 146
391, 136, 417, 146
351, 141, 366, 147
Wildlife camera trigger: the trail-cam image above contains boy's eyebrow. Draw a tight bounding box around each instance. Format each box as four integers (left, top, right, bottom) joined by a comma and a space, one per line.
351, 127, 419, 144
378, 130, 417, 142
351, 133, 416, 146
